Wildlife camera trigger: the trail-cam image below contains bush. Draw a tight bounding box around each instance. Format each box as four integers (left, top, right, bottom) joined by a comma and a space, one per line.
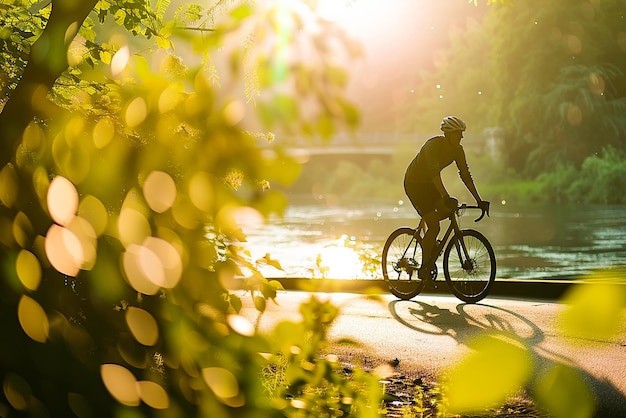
536, 146, 626, 204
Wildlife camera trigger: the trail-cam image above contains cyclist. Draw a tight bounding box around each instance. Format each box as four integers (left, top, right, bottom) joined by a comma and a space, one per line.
404, 116, 489, 280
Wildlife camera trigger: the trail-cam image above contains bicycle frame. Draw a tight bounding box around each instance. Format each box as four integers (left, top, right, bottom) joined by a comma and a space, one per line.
410, 204, 483, 272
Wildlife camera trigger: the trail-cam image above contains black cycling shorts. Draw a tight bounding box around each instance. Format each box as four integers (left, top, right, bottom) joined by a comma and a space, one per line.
404, 181, 439, 216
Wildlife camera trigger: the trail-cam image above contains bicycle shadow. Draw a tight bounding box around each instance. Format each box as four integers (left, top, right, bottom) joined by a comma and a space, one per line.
388, 299, 626, 417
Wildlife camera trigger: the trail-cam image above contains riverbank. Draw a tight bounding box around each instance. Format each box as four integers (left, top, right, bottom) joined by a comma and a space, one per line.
264, 277, 626, 301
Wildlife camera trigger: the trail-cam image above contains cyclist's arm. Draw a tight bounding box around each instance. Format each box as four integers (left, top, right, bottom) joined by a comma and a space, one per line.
456, 147, 482, 203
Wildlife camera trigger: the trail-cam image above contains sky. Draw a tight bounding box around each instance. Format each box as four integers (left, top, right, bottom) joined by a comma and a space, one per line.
313, 0, 489, 132
176, 0, 490, 134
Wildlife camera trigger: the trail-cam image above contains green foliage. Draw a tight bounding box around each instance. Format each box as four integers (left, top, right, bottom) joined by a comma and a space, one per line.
411, 0, 626, 188
0, 1, 382, 417
485, 0, 626, 176
536, 146, 626, 203
267, 298, 383, 417
0, 1, 47, 92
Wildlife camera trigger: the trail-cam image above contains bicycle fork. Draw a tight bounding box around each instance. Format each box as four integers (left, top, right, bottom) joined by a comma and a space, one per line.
450, 216, 473, 271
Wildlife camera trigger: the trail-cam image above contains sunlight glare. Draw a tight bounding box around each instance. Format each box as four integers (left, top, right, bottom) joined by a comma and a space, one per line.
315, 241, 363, 279
317, 0, 353, 23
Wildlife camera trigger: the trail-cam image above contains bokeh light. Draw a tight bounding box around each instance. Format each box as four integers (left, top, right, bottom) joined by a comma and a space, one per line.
16, 249, 42, 291
47, 176, 78, 226
142, 237, 182, 288
78, 195, 108, 237
588, 72, 605, 96
3, 373, 31, 411
125, 307, 159, 346
227, 314, 255, 337
125, 97, 148, 128
122, 244, 162, 295
229, 206, 265, 232
158, 84, 185, 114
122, 236, 182, 294
44, 216, 97, 276
118, 207, 151, 248
189, 171, 214, 212
66, 216, 97, 271
44, 224, 82, 277
111, 45, 130, 76
566, 103, 583, 125
92, 117, 116, 149
12, 211, 33, 249
137, 380, 170, 409
143, 171, 176, 213
17, 295, 49, 343
202, 367, 244, 407
0, 164, 18, 208
100, 364, 140, 406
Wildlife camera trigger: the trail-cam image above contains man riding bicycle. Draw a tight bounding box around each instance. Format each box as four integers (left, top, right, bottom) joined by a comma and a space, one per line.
404, 116, 489, 280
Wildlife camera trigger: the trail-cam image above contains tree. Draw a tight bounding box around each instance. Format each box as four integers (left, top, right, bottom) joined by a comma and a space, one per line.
484, 0, 626, 175
0, 1, 372, 417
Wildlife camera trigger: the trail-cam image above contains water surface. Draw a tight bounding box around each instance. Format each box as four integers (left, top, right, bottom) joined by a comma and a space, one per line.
243, 200, 626, 281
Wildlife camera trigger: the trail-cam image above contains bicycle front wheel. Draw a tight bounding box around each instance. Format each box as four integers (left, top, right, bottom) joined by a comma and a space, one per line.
382, 227, 425, 300
443, 229, 496, 303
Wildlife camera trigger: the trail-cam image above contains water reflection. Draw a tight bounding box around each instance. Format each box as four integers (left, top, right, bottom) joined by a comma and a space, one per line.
243, 200, 626, 280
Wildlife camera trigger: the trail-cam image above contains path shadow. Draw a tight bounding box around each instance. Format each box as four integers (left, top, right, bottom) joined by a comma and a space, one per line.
388, 299, 626, 417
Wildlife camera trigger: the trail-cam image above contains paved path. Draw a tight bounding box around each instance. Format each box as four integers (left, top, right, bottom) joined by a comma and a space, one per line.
240, 291, 626, 416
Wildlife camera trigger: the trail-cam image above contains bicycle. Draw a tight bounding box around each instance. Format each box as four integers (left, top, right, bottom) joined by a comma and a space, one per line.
381, 203, 496, 303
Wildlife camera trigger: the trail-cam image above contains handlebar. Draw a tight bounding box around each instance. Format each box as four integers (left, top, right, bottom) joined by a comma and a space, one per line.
458, 202, 490, 222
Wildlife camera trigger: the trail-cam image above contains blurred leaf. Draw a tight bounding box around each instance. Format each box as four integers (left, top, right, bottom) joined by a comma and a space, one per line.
253, 295, 266, 313
533, 363, 595, 418
229, 293, 242, 313
558, 282, 626, 341
443, 334, 533, 414
316, 114, 335, 139
260, 282, 277, 300
256, 253, 283, 271
268, 279, 284, 291
230, 4, 253, 20
338, 98, 360, 129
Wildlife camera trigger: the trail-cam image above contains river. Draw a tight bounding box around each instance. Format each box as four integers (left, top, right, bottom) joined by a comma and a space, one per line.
242, 199, 626, 281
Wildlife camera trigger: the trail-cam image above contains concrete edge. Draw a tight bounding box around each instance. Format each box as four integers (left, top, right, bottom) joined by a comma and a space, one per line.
258, 278, 626, 301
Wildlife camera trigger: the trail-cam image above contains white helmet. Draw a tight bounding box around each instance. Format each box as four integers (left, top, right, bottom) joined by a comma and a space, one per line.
440, 116, 467, 132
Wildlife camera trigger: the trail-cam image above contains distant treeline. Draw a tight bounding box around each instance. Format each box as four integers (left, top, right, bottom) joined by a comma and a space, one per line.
287, 145, 626, 205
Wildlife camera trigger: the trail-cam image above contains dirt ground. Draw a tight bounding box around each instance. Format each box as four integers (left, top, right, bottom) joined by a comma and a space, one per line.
329, 345, 547, 418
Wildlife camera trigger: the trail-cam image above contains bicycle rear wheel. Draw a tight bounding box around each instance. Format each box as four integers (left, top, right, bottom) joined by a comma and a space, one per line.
382, 227, 425, 300
443, 229, 496, 303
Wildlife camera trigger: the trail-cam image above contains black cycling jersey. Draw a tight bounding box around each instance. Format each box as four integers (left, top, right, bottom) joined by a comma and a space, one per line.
404, 135, 473, 185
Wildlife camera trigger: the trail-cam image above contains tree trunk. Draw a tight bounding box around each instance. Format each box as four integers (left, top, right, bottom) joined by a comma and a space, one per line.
0, 0, 98, 167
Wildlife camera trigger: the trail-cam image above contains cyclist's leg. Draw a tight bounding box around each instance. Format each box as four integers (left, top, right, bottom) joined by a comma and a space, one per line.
406, 182, 440, 278
421, 211, 440, 269
421, 207, 448, 274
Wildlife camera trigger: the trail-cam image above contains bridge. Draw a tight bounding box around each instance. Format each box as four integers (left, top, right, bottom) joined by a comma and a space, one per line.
276, 129, 498, 160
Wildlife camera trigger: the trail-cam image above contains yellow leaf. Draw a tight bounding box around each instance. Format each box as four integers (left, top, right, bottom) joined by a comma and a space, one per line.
256, 253, 283, 271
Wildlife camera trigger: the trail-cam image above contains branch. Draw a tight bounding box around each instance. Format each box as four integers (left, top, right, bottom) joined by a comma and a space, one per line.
176, 26, 216, 32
